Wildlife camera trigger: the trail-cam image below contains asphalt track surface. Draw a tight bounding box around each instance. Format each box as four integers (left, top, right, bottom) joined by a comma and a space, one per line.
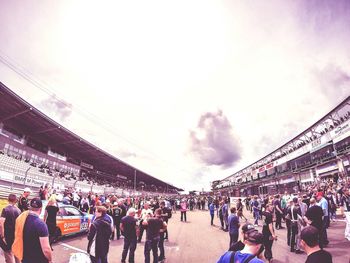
1, 210, 349, 263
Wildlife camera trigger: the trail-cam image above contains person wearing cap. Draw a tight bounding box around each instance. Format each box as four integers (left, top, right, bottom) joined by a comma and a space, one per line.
229, 223, 257, 252
217, 230, 265, 263
18, 188, 31, 212
120, 208, 138, 263
300, 226, 332, 263
22, 198, 52, 263
0, 194, 21, 263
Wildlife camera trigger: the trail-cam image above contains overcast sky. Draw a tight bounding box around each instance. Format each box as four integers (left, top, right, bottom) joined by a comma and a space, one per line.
0, 1, 349, 191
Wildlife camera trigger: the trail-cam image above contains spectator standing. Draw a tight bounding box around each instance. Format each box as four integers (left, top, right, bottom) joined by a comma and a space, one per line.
262, 204, 277, 263
287, 197, 302, 253
142, 208, 167, 263
0, 194, 21, 263
222, 200, 229, 231
120, 208, 138, 263
228, 207, 240, 249
236, 198, 247, 222
16, 198, 52, 263
159, 201, 170, 240
209, 201, 215, 225
80, 197, 90, 213
274, 195, 284, 230
300, 226, 333, 263
180, 199, 188, 222
43, 196, 59, 250
252, 196, 260, 226
316, 193, 330, 247
340, 188, 350, 240
138, 202, 153, 242
218, 201, 225, 230
87, 206, 112, 263
304, 198, 324, 248
18, 188, 31, 212
112, 202, 123, 240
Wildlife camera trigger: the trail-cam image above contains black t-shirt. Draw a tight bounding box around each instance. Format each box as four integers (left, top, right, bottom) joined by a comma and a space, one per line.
23, 213, 49, 263
160, 207, 169, 222
274, 200, 282, 214
146, 218, 164, 240
113, 206, 122, 220
306, 249, 332, 263
121, 216, 137, 239
305, 205, 323, 230
229, 240, 245, 252
120, 205, 127, 217
45, 205, 59, 225
1, 204, 21, 248
236, 202, 243, 212
262, 211, 273, 237
19, 196, 29, 212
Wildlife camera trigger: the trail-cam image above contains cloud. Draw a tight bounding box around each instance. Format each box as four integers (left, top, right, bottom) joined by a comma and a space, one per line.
39, 94, 72, 122
312, 64, 350, 104
189, 110, 241, 168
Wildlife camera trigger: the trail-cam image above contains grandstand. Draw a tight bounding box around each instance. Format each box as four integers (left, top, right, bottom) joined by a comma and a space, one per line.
213, 96, 350, 196
0, 82, 183, 199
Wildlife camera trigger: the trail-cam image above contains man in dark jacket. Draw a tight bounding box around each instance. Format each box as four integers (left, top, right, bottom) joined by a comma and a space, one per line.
0, 194, 21, 263
87, 206, 112, 263
304, 198, 324, 248
142, 208, 167, 263
120, 208, 138, 263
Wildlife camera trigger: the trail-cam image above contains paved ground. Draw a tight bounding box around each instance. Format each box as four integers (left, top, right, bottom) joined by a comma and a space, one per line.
1, 210, 349, 263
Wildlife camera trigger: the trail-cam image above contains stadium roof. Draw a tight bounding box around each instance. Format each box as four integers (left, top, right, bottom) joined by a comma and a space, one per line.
0, 82, 183, 191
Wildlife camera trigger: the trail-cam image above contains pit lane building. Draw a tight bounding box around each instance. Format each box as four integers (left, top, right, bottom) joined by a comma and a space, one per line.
213, 96, 350, 196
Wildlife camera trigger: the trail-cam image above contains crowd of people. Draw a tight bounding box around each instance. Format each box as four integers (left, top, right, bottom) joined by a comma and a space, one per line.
0, 177, 349, 263
0, 185, 195, 263
214, 178, 350, 263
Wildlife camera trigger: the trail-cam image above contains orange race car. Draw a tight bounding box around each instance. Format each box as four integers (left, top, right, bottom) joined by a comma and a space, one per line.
40, 202, 93, 241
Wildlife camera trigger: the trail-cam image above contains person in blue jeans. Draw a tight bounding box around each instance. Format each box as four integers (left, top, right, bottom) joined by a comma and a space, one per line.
252, 196, 260, 226
142, 208, 167, 263
209, 201, 215, 225
228, 207, 240, 249
120, 208, 138, 263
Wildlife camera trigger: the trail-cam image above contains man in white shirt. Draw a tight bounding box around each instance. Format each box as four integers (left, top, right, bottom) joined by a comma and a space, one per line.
138, 203, 153, 243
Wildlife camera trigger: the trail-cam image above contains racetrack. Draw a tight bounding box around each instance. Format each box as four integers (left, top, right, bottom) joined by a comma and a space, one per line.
0, 209, 348, 263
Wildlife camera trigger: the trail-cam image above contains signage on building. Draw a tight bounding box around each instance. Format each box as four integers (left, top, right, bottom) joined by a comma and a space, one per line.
116, 174, 127, 180
0, 171, 46, 187
80, 161, 94, 170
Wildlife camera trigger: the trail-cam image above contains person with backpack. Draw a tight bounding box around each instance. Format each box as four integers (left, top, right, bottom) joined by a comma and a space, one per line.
216, 230, 265, 263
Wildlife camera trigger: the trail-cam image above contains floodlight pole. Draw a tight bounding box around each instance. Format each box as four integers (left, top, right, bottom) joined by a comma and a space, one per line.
134, 170, 136, 192
23, 167, 31, 188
